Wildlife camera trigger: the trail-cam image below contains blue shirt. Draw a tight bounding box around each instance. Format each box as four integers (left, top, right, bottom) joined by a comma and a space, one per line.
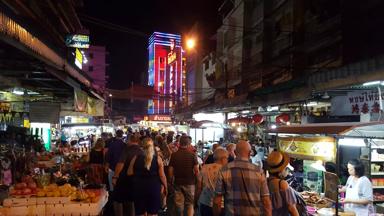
107, 138, 126, 171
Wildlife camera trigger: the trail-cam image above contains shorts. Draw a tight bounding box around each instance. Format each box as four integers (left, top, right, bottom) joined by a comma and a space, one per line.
174, 184, 195, 208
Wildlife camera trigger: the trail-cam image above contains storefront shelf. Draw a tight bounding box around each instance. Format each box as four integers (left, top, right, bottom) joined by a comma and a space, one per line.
373, 186, 384, 189
371, 160, 384, 163
374, 200, 384, 203
371, 172, 384, 175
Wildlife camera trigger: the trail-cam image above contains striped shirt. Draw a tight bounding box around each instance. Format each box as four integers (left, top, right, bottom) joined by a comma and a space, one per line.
169, 147, 198, 185
215, 158, 270, 216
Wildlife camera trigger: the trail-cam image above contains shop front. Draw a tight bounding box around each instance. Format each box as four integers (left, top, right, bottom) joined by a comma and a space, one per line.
269, 121, 384, 215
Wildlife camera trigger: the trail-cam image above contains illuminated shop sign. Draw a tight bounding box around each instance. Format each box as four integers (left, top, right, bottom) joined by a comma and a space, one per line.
145, 115, 172, 122
66, 34, 90, 49
168, 52, 176, 64
75, 48, 83, 69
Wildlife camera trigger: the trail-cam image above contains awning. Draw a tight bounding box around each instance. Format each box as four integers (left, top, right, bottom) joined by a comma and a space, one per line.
190, 120, 230, 129
267, 121, 384, 138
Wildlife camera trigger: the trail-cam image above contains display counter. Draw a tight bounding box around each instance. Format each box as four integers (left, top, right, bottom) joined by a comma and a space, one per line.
1, 188, 108, 216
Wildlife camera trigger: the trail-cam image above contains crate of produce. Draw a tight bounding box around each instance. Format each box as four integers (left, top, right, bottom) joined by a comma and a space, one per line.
45, 190, 108, 216
6, 204, 45, 216
36, 196, 71, 205
3, 197, 37, 207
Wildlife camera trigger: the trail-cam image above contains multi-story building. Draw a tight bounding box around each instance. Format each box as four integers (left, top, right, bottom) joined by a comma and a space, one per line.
201, 52, 216, 100
147, 32, 186, 115
215, 0, 244, 90
83, 46, 109, 91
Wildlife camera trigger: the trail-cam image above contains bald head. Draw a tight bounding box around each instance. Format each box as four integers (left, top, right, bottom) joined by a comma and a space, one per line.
235, 140, 251, 159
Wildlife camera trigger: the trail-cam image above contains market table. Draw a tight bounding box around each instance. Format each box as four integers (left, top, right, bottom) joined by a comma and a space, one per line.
1, 189, 108, 216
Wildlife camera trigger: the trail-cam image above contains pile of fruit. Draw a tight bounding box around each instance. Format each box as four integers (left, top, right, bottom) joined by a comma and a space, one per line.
9, 182, 38, 196
35, 183, 101, 203
71, 189, 100, 203
36, 183, 76, 197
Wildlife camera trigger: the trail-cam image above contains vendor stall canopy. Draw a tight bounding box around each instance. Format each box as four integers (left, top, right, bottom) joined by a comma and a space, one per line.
268, 121, 384, 139
190, 120, 230, 129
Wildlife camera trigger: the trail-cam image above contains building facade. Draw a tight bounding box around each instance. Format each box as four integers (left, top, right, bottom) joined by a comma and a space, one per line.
147, 32, 186, 115
83, 46, 109, 91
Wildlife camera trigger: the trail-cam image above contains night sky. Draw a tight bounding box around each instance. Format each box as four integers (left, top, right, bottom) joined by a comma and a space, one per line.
81, 0, 223, 90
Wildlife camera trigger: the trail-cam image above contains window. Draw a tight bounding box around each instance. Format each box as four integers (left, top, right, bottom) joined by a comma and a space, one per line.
89, 53, 94, 59
89, 66, 93, 72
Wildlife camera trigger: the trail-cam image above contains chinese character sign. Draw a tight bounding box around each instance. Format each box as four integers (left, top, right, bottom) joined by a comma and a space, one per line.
331, 90, 384, 116
347, 90, 383, 114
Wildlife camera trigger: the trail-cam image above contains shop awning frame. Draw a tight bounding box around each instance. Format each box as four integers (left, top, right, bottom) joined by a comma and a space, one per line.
267, 121, 384, 139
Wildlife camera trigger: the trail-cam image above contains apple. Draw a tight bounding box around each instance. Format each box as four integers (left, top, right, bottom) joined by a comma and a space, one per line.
14, 190, 22, 195
22, 188, 32, 195
15, 183, 26, 190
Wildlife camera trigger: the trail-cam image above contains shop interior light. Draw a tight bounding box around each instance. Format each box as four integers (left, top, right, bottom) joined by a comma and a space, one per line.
270, 124, 277, 129
267, 106, 279, 112
321, 92, 330, 99
237, 127, 242, 132
241, 110, 250, 114
12, 89, 24, 95
305, 102, 318, 107
231, 123, 236, 127
286, 121, 291, 126
363, 80, 381, 86
338, 138, 366, 147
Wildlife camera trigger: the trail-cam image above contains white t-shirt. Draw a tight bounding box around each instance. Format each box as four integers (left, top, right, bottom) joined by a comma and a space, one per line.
344, 176, 373, 216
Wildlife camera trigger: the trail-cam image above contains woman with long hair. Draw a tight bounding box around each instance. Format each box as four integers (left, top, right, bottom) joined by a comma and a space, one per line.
133, 138, 167, 216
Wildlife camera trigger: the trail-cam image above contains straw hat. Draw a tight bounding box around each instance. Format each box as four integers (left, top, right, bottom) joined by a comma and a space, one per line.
267, 151, 290, 174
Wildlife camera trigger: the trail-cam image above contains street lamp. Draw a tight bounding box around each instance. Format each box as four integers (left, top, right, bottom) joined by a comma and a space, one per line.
108, 94, 113, 117
186, 38, 196, 50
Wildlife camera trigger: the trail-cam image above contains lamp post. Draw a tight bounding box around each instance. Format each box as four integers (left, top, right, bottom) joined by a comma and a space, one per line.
109, 93, 113, 118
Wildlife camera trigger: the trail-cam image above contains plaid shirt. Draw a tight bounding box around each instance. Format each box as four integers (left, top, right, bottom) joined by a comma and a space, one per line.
215, 158, 270, 216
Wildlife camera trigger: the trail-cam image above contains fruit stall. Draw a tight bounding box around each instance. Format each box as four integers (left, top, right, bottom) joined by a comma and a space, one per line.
0, 129, 107, 215
1, 181, 107, 216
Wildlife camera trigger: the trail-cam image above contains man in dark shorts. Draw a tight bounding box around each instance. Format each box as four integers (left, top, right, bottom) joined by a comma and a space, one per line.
169, 135, 199, 216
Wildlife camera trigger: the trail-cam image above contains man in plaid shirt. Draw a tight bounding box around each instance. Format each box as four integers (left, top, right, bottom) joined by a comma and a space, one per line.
213, 140, 272, 216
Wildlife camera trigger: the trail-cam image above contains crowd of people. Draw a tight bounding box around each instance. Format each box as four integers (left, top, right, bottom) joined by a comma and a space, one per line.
82, 128, 375, 216
83, 128, 311, 216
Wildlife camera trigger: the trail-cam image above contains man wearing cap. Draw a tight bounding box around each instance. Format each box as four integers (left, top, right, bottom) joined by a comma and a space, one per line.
213, 140, 272, 216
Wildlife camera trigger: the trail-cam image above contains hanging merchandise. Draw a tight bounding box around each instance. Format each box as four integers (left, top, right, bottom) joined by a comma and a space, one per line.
1, 157, 12, 186
228, 117, 252, 124
252, 114, 264, 124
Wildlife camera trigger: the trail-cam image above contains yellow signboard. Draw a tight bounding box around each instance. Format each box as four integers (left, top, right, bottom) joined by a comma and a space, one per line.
75, 48, 83, 69
278, 137, 336, 162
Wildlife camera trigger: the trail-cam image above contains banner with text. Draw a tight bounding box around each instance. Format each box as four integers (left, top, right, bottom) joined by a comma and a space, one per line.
331, 89, 383, 116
